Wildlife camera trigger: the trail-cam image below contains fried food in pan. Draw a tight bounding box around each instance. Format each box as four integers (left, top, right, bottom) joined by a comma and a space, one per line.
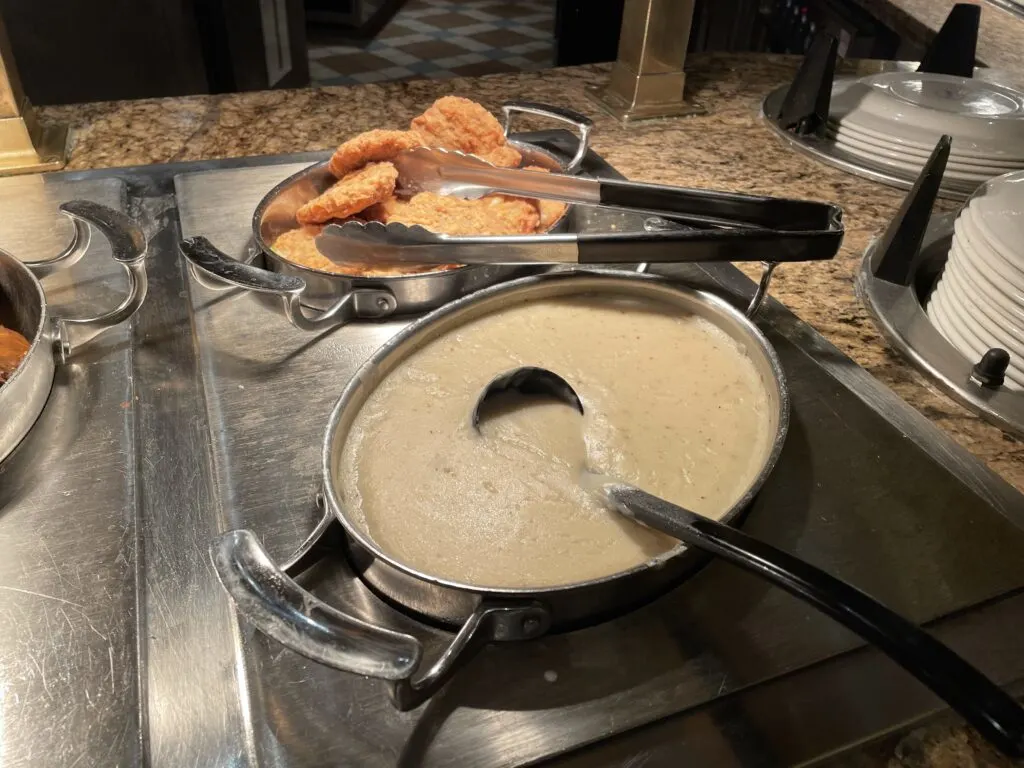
368, 192, 539, 236
296, 162, 398, 225
411, 96, 521, 167
522, 165, 569, 231
0, 325, 31, 385
272, 97, 569, 277
479, 144, 523, 168
328, 130, 423, 178
272, 223, 459, 276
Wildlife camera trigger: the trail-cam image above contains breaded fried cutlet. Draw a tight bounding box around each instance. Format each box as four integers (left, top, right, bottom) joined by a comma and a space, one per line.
272, 223, 460, 276
272, 224, 335, 272
369, 192, 539, 236
480, 144, 523, 168
523, 165, 569, 231
328, 129, 423, 178
411, 96, 521, 166
0, 325, 31, 384
296, 162, 398, 224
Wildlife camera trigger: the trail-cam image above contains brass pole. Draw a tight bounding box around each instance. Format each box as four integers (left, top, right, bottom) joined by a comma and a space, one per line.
0, 16, 70, 175
587, 0, 705, 124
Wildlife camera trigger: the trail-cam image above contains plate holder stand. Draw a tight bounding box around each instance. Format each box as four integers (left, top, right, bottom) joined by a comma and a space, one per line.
771, 3, 981, 139
855, 137, 1024, 435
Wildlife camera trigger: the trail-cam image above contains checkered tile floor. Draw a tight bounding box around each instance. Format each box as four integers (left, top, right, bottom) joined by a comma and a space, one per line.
307, 0, 555, 86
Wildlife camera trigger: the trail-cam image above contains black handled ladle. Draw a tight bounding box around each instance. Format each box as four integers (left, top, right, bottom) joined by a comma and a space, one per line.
473, 366, 1024, 758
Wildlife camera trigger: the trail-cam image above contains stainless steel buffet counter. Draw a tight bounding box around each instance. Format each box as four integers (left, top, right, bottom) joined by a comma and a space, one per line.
1, 138, 1023, 767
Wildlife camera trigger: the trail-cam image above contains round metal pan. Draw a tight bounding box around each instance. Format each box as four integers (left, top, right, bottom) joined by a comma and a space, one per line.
211, 268, 789, 709
180, 101, 596, 331
0, 201, 148, 464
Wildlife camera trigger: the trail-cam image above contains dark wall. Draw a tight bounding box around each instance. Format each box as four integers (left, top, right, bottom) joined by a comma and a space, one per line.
2, 0, 309, 105
554, 0, 625, 67
2, 0, 208, 103
555, 0, 908, 67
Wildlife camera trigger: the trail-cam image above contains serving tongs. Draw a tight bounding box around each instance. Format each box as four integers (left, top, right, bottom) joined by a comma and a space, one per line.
314, 147, 844, 266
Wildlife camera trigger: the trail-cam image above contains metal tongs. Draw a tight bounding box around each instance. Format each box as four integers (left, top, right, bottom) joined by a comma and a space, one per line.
314, 148, 844, 266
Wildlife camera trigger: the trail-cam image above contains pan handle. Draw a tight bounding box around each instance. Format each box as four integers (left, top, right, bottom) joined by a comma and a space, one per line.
24, 201, 149, 360
180, 236, 397, 331
212, 529, 422, 679
212, 528, 551, 711
502, 100, 593, 174
389, 600, 550, 710
746, 261, 779, 317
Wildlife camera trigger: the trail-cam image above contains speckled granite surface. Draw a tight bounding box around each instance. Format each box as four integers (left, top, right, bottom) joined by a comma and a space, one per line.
33, 41, 1024, 768
36, 51, 1024, 499
863, 0, 1024, 73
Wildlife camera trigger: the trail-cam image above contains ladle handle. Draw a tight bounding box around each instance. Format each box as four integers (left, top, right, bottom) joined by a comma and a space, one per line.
606, 485, 1024, 759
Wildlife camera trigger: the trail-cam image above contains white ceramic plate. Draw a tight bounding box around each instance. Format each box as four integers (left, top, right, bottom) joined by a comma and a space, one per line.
929, 284, 1024, 389
927, 284, 987, 365
942, 258, 1024, 358
831, 115, 1024, 161
938, 281, 1024, 384
833, 137, 996, 183
956, 212, 1024, 293
965, 172, 1024, 268
949, 236, 1024, 321
831, 72, 1024, 158
828, 123, 1024, 171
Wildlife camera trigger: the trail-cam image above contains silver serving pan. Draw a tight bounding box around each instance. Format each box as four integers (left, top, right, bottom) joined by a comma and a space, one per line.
0, 201, 148, 464
180, 101, 595, 331
211, 269, 790, 709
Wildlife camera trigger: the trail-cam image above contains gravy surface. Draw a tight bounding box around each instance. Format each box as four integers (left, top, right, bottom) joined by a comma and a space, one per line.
339, 296, 774, 589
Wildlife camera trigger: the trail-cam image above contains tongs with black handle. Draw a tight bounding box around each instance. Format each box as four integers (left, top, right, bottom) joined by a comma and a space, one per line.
314, 148, 844, 267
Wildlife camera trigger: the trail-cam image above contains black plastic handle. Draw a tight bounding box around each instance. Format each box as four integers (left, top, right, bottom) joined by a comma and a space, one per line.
597, 178, 842, 232
577, 228, 842, 264
607, 485, 1024, 759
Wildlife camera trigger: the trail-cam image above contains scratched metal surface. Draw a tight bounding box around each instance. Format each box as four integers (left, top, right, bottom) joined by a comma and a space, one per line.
3, 143, 1024, 767
0, 176, 138, 768
173, 143, 1024, 767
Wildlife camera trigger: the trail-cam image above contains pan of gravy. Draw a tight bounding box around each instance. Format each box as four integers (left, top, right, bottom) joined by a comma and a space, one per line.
324, 270, 788, 603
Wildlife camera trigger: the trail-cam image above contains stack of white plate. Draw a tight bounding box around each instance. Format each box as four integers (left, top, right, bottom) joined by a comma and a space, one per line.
827, 72, 1024, 196
927, 171, 1024, 390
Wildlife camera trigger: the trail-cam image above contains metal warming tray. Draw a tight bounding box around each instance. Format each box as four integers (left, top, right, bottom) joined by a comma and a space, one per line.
1, 134, 1023, 767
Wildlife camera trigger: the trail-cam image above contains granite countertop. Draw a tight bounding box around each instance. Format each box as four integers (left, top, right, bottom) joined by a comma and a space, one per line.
866, 0, 1024, 73
37, 53, 1024, 497
31, 5, 1024, 764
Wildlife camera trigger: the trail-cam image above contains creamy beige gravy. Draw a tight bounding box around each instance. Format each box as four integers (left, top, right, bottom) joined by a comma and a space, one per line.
339, 296, 774, 589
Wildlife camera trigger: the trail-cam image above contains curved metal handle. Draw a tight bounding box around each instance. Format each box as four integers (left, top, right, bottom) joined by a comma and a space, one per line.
389, 600, 549, 710
606, 484, 1024, 759
746, 261, 778, 317
180, 236, 397, 331
26, 201, 148, 359
212, 529, 423, 680
21, 213, 91, 278
213, 521, 552, 710
502, 100, 594, 174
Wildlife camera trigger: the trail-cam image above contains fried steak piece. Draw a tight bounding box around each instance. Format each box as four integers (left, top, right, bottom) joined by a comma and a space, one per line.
328, 129, 423, 178
296, 162, 398, 224
368, 192, 539, 236
272, 222, 459, 276
275, 97, 560, 276
0, 325, 31, 385
411, 96, 522, 168
478, 145, 523, 169
522, 165, 568, 231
